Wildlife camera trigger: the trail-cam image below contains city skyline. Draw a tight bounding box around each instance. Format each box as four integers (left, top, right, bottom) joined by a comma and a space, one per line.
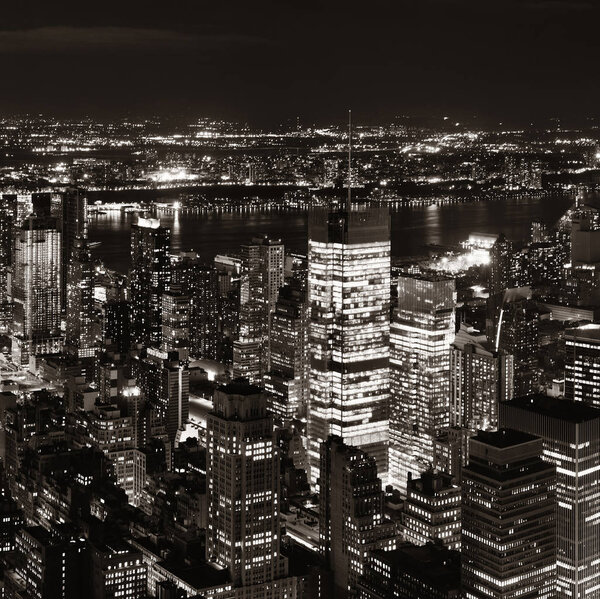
3, 4, 600, 596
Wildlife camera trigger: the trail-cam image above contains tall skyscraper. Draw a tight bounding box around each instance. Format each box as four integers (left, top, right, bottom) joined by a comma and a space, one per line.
461, 429, 556, 599
134, 348, 189, 445
495, 295, 539, 396
160, 287, 190, 362
206, 382, 288, 587
499, 395, 600, 599
61, 189, 88, 310
234, 235, 284, 383
449, 323, 513, 434
0, 195, 16, 332
319, 436, 396, 597
172, 255, 219, 360
11, 215, 62, 366
264, 282, 308, 422
307, 206, 391, 486
389, 274, 455, 494
65, 237, 95, 359
130, 217, 171, 348
565, 324, 600, 407
488, 233, 513, 297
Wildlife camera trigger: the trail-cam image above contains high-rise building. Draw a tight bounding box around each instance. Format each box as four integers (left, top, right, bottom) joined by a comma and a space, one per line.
389, 274, 455, 494
307, 206, 391, 486
449, 323, 513, 434
565, 324, 600, 407
160, 288, 190, 362
103, 300, 131, 354
130, 217, 171, 347
0, 195, 17, 332
10, 526, 87, 598
402, 471, 461, 551
358, 543, 461, 599
61, 189, 88, 310
461, 429, 556, 599
206, 382, 288, 587
499, 395, 600, 599
11, 215, 62, 366
319, 436, 397, 597
495, 295, 539, 396
65, 237, 95, 359
134, 348, 189, 445
264, 282, 308, 422
173, 255, 219, 360
234, 235, 284, 383
489, 233, 513, 298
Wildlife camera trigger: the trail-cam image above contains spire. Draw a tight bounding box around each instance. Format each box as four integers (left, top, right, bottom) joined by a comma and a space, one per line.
346, 109, 352, 212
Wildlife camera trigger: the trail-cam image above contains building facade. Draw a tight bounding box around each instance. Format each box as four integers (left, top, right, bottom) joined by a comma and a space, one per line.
307, 206, 391, 487
389, 274, 455, 494
462, 429, 556, 599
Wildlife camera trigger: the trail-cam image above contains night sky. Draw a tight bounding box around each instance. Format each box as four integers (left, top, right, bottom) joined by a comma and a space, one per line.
1, 0, 599, 126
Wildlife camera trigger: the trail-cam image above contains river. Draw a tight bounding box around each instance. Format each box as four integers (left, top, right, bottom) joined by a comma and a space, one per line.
88, 194, 574, 273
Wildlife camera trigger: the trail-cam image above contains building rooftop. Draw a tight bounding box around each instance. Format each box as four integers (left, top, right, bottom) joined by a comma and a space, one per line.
218, 381, 263, 396
566, 323, 600, 341
505, 394, 600, 423
471, 428, 538, 449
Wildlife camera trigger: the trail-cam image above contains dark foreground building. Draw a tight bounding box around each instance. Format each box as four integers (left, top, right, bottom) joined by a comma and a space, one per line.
358, 543, 461, 599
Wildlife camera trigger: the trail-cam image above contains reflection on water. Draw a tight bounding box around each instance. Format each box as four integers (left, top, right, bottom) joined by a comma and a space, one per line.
89, 195, 574, 273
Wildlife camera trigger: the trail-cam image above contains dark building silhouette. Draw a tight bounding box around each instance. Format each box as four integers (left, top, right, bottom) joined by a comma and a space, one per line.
500, 395, 600, 599
319, 435, 396, 598
461, 429, 556, 599
358, 543, 461, 599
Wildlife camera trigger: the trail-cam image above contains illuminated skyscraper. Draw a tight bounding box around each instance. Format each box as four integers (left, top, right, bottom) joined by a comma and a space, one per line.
500, 395, 600, 599
130, 217, 171, 348
389, 274, 455, 495
495, 294, 539, 396
172, 255, 219, 360
488, 233, 513, 298
61, 189, 88, 310
11, 215, 62, 366
160, 287, 190, 362
307, 206, 390, 486
449, 323, 513, 434
0, 195, 16, 331
461, 429, 556, 599
234, 235, 284, 384
319, 436, 396, 597
565, 324, 600, 407
65, 237, 95, 359
264, 282, 308, 422
206, 382, 288, 587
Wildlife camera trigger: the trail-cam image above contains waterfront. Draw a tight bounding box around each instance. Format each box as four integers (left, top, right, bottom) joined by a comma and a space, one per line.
89, 194, 574, 272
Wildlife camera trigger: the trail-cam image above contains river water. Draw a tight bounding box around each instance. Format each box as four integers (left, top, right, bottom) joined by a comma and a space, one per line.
88, 195, 574, 273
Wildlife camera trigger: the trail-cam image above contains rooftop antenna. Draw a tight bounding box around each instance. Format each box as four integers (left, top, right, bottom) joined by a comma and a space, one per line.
346, 109, 352, 212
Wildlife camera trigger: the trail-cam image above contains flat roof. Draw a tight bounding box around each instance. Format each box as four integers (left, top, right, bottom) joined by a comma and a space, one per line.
472, 428, 538, 449
218, 382, 263, 396
566, 324, 600, 342
504, 394, 600, 423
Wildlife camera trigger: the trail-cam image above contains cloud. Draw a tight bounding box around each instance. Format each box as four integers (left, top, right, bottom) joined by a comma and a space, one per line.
0, 26, 266, 55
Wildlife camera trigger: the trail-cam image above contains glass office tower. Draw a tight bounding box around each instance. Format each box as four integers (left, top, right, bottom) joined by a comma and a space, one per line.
307, 206, 390, 487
